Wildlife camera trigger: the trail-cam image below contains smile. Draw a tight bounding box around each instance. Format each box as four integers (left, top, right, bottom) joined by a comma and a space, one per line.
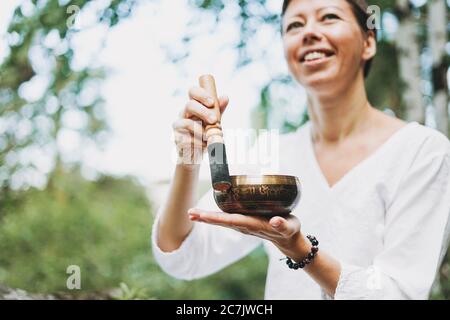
299, 50, 335, 66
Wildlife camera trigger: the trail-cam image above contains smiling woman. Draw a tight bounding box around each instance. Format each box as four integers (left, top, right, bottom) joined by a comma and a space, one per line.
282, 0, 376, 79
282, 0, 377, 94
151, 0, 450, 300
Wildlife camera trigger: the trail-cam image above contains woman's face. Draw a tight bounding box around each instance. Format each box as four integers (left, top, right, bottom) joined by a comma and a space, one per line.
282, 0, 375, 92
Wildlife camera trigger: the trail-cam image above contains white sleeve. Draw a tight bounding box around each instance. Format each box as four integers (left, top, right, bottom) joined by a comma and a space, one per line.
335, 142, 450, 300
151, 188, 263, 280
151, 131, 271, 281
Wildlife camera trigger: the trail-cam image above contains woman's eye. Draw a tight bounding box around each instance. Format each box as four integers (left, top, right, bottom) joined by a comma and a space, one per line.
286, 21, 304, 32
322, 13, 339, 21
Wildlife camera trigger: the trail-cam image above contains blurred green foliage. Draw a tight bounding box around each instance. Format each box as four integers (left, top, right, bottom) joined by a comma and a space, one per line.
0, 169, 152, 293
0, 0, 270, 300
0, 168, 267, 299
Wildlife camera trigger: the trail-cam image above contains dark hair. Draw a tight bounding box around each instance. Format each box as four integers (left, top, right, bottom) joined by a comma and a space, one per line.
281, 0, 376, 78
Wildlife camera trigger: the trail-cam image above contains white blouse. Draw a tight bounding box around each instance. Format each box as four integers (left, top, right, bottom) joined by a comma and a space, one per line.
152, 121, 450, 300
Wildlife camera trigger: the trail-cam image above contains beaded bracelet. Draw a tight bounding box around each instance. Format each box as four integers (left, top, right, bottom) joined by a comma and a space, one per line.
282, 235, 319, 270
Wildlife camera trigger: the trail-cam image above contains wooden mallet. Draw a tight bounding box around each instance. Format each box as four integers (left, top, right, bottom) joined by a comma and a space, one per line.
199, 75, 232, 192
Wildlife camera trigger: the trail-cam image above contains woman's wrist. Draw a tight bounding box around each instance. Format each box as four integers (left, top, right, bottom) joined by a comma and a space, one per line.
277, 232, 311, 263
176, 146, 204, 169
293, 233, 313, 262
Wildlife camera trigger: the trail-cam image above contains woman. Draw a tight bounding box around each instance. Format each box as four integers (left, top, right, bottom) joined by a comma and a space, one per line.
152, 0, 450, 299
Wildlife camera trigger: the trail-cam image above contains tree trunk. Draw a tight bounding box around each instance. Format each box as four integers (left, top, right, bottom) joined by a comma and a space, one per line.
428, 0, 449, 136
395, 0, 425, 123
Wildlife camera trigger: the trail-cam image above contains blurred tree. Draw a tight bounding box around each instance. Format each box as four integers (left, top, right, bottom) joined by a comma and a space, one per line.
0, 0, 140, 297
428, 0, 449, 134
0, 167, 267, 299
0, 0, 270, 300
0, 0, 137, 212
395, 0, 425, 123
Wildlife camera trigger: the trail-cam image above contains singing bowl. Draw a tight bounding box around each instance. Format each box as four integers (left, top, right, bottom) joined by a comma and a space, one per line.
213, 175, 301, 217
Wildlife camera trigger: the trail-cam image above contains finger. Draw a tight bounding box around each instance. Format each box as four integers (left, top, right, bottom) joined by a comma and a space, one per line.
188, 86, 215, 108
188, 209, 300, 244
218, 95, 229, 114
188, 208, 270, 231
178, 108, 202, 124
188, 211, 230, 228
188, 212, 200, 221
189, 210, 289, 242
188, 208, 234, 226
184, 99, 217, 124
173, 118, 204, 139
189, 211, 260, 236
175, 137, 205, 153
175, 134, 206, 151
269, 215, 299, 237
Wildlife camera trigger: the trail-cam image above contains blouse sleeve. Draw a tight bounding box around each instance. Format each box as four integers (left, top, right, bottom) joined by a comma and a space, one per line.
334, 138, 450, 300
151, 188, 263, 280
151, 132, 269, 281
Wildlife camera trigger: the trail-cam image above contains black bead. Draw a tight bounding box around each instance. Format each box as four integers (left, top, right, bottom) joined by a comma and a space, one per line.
282, 236, 319, 270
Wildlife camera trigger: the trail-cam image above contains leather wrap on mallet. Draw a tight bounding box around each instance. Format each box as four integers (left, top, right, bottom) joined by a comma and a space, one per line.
199, 75, 232, 192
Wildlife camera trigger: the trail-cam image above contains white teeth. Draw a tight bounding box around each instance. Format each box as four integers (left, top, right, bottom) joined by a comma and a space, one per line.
304, 51, 327, 61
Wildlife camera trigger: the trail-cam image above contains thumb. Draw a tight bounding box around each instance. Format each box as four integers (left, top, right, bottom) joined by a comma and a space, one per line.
270, 216, 298, 237
218, 95, 229, 114
270, 217, 287, 232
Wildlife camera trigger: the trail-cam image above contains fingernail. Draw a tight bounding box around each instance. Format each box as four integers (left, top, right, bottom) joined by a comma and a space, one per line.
271, 220, 281, 228
188, 208, 195, 214
207, 98, 214, 106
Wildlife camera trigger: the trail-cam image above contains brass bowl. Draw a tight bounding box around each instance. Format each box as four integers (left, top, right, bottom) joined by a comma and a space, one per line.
213, 175, 301, 217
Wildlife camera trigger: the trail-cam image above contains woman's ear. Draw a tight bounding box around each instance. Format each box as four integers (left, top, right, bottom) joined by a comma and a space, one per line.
362, 30, 377, 61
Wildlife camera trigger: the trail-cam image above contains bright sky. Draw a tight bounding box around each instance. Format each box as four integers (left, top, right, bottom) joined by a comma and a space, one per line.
0, 0, 291, 186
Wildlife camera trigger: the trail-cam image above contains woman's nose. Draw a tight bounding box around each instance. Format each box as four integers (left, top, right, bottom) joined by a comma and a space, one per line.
301, 22, 322, 45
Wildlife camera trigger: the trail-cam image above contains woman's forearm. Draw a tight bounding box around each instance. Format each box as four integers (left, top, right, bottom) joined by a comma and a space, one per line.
283, 234, 342, 297
303, 249, 341, 297
156, 164, 200, 252
157, 83, 229, 252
